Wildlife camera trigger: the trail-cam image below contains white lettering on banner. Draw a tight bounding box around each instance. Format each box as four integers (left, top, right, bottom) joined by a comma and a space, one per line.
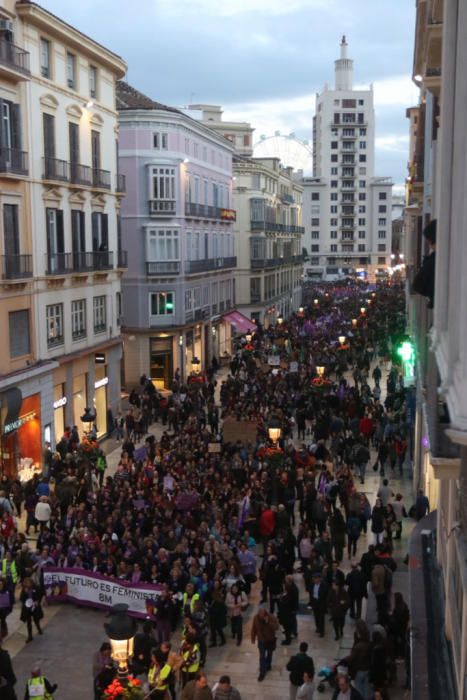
4, 411, 36, 435
43, 567, 163, 618
94, 377, 109, 389
53, 397, 67, 410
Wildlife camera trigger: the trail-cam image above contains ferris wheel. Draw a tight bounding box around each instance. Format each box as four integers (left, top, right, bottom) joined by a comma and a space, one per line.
253, 132, 313, 174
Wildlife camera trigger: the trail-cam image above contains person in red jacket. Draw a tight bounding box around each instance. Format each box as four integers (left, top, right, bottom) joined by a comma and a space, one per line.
259, 505, 276, 541
358, 415, 374, 444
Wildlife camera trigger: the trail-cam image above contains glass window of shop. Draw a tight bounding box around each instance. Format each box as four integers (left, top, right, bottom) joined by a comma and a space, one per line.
94, 365, 108, 438
72, 374, 87, 433
53, 383, 66, 444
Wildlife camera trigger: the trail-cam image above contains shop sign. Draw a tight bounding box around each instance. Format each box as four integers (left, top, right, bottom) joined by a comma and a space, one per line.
4, 410, 36, 435
53, 397, 67, 410
94, 376, 109, 389
95, 353, 106, 364
220, 208, 236, 221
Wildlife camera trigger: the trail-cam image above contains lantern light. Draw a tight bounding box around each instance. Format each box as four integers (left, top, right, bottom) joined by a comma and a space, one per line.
351, 318, 357, 327
313, 298, 319, 305
277, 316, 284, 325
338, 335, 346, 346
268, 416, 282, 444
191, 356, 201, 368
316, 366, 325, 377
104, 604, 137, 683
245, 332, 252, 343
360, 307, 366, 315
299, 306, 304, 314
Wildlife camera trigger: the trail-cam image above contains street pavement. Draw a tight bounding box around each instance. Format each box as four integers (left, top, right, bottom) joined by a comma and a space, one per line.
5, 365, 413, 700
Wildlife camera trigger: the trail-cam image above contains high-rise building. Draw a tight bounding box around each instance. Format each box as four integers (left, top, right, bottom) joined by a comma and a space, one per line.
0, 0, 126, 480
117, 84, 237, 387
302, 36, 392, 280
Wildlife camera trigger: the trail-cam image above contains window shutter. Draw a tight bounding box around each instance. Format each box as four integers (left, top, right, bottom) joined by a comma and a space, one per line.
92, 211, 98, 250
11, 104, 21, 150
0, 98, 4, 151
43, 113, 55, 158
79, 211, 85, 251
101, 214, 108, 249
56, 210, 64, 253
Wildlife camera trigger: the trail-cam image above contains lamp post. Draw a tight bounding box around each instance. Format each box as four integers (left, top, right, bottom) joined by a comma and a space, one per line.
104, 604, 137, 686
191, 356, 201, 373
277, 316, 284, 326
268, 416, 282, 445
316, 365, 325, 377
360, 307, 366, 315
80, 407, 96, 434
245, 332, 252, 343
313, 298, 319, 306
179, 334, 184, 383
338, 335, 346, 346
299, 306, 304, 314
351, 318, 357, 327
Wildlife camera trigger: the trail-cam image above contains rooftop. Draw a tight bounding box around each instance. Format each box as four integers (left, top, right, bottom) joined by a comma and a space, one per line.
116, 81, 182, 114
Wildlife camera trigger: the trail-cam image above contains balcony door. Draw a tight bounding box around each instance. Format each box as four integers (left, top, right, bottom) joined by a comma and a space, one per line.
43, 113, 55, 178
46, 208, 64, 271
0, 99, 21, 166
69, 122, 80, 182
91, 130, 100, 171
71, 210, 85, 270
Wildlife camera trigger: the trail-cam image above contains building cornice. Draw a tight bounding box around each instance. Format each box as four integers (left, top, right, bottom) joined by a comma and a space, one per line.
16, 2, 127, 78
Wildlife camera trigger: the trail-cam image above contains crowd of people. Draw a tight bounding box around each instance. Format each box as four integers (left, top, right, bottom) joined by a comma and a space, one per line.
0, 278, 415, 700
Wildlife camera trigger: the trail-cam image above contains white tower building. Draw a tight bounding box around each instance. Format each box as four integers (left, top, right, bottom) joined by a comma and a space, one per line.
302, 36, 392, 279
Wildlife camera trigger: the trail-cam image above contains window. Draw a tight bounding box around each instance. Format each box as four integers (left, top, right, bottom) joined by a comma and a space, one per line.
311, 231, 319, 240
359, 193, 366, 201
377, 244, 386, 252
343, 128, 355, 136
343, 167, 354, 176
377, 256, 386, 264
378, 205, 387, 213
330, 231, 337, 239
359, 180, 366, 188
3, 204, 20, 262
330, 205, 337, 213
9, 310, 30, 358
46, 304, 64, 347
359, 127, 366, 135
311, 218, 319, 226
311, 205, 320, 215
358, 100, 364, 106
330, 193, 338, 201
153, 133, 168, 150
330, 218, 338, 226
358, 218, 366, 226
40, 38, 50, 78
89, 65, 97, 99
46, 208, 64, 270
93, 296, 107, 332
71, 299, 86, 340
250, 277, 261, 303
150, 292, 174, 316
333, 113, 340, 124
358, 244, 366, 252
343, 155, 355, 164
331, 141, 338, 149
331, 154, 338, 162
91, 212, 108, 252
331, 167, 338, 175
358, 205, 366, 213
148, 229, 181, 262
379, 192, 387, 200
378, 231, 386, 239
378, 218, 387, 225
66, 53, 75, 89
358, 231, 365, 239
331, 181, 338, 188
359, 154, 366, 162
311, 192, 320, 201
311, 244, 319, 252
116, 292, 122, 325
330, 244, 337, 252
43, 112, 55, 161
310, 256, 319, 265
152, 166, 175, 202
359, 141, 366, 149
342, 99, 356, 108
342, 218, 354, 227
342, 244, 354, 252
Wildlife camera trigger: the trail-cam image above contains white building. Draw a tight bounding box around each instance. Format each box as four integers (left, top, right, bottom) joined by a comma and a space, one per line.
303, 37, 393, 279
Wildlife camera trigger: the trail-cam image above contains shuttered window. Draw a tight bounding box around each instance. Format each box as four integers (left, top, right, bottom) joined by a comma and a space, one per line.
9, 309, 30, 358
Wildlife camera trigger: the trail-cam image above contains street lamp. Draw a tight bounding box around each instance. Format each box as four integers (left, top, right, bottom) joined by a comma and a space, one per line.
104, 604, 137, 685
277, 316, 283, 325
268, 416, 282, 444
351, 318, 357, 327
245, 332, 252, 343
316, 365, 325, 377
80, 407, 96, 433
360, 307, 366, 315
338, 335, 346, 346
191, 356, 201, 370
391, 253, 396, 260
299, 306, 304, 314
313, 298, 319, 305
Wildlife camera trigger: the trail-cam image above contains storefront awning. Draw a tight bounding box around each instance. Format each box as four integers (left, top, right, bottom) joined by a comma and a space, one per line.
222, 310, 256, 334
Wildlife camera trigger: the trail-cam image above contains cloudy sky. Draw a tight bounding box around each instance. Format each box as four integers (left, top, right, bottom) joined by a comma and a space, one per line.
41, 0, 418, 188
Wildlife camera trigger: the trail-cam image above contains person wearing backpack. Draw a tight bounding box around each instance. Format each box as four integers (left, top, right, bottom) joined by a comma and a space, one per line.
353, 441, 370, 484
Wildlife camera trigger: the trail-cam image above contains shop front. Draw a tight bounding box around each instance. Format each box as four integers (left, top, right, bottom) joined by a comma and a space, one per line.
53, 383, 67, 442
72, 373, 88, 430
149, 336, 173, 390
94, 365, 108, 438
1, 392, 42, 482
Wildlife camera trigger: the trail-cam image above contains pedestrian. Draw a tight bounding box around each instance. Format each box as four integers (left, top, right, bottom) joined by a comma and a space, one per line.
309, 571, 328, 638
326, 580, 350, 641
0, 638, 16, 700
388, 592, 410, 659
24, 664, 57, 699
212, 675, 242, 700
225, 583, 248, 646
19, 578, 43, 643
345, 561, 366, 620
93, 642, 113, 698
331, 673, 364, 700
250, 607, 279, 681
296, 670, 316, 700
369, 631, 387, 690
370, 498, 385, 546
181, 671, 213, 700
377, 479, 394, 508
346, 512, 362, 559
34, 496, 51, 531
147, 649, 174, 700
371, 564, 389, 626
391, 494, 406, 540
347, 620, 372, 700
414, 490, 430, 520
329, 508, 346, 563
286, 641, 315, 700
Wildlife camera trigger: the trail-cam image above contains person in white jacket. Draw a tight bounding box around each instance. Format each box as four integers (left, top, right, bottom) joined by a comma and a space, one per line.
34, 497, 51, 528
296, 671, 315, 700
225, 583, 248, 646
